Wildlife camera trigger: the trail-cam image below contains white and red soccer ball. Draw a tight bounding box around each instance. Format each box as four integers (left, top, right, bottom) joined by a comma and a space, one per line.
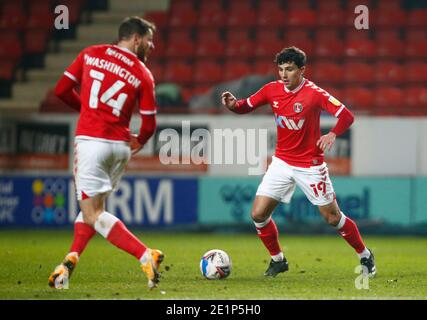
200, 249, 232, 280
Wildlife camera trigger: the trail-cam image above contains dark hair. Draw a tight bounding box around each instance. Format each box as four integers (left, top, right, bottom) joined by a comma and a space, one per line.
118, 16, 156, 40
274, 46, 307, 68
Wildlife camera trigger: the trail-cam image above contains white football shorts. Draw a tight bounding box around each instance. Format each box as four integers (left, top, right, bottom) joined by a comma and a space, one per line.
256, 156, 336, 206
73, 136, 131, 200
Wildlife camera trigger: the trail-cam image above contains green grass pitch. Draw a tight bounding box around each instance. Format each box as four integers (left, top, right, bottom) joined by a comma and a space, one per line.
0, 230, 426, 300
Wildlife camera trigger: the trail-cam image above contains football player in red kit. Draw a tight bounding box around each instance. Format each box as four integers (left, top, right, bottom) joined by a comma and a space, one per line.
48, 17, 164, 289
222, 47, 376, 278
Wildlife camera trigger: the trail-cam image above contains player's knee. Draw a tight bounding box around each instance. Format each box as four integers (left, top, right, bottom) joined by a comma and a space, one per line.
251, 209, 269, 223
81, 210, 102, 227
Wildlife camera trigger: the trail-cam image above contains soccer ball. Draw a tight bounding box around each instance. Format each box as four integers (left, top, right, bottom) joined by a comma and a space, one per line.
200, 249, 232, 280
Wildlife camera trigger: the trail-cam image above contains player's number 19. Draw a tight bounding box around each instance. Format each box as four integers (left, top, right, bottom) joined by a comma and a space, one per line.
89, 69, 127, 116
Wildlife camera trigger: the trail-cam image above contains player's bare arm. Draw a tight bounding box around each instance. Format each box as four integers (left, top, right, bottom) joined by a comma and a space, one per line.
221, 91, 237, 111
130, 134, 143, 155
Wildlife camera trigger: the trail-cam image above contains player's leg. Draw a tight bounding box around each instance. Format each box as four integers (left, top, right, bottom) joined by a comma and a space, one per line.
317, 201, 376, 277
254, 156, 295, 276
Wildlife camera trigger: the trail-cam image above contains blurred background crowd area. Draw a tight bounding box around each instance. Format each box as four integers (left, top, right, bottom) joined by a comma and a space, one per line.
0, 0, 426, 116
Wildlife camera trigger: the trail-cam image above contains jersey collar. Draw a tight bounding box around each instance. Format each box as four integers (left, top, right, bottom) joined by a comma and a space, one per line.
283, 78, 306, 94
113, 45, 137, 57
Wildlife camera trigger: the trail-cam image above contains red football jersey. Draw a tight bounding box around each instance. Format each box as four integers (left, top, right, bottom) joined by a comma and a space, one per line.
64, 44, 157, 142
247, 79, 346, 167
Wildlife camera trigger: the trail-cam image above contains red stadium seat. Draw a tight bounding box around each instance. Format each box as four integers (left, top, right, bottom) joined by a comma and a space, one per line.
314, 40, 345, 59
311, 62, 342, 85
285, 10, 316, 28
143, 11, 169, 29
345, 40, 376, 58
344, 29, 371, 41
225, 40, 254, 58
0, 11, 27, 32
286, 0, 312, 9
197, 8, 226, 28
224, 60, 252, 81
255, 30, 280, 41
150, 38, 166, 58
404, 87, 427, 108
342, 87, 374, 110
315, 29, 341, 41
374, 86, 403, 109
254, 39, 285, 58
199, 0, 224, 11
193, 60, 223, 84
405, 29, 427, 41
226, 29, 250, 41
374, 61, 404, 85
24, 30, 50, 54
165, 42, 195, 58
59, 0, 85, 24
375, 29, 401, 41
316, 9, 345, 27
259, 0, 283, 11
170, 0, 195, 12
405, 42, 427, 58
377, 0, 402, 10
405, 62, 427, 84
228, 0, 254, 11
343, 62, 374, 85
407, 9, 427, 27
168, 29, 193, 43
26, 13, 55, 31
0, 34, 23, 64
376, 40, 405, 59
146, 61, 164, 83
372, 9, 407, 28
163, 61, 193, 84
0, 60, 16, 81
195, 41, 225, 58
317, 0, 342, 10
169, 9, 198, 28
284, 39, 314, 57
226, 9, 257, 28
196, 29, 222, 43
257, 9, 287, 28
253, 59, 276, 75
344, 0, 372, 9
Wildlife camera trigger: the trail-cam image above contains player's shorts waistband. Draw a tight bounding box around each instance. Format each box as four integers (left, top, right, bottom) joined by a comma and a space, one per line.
75, 135, 129, 145
272, 155, 326, 170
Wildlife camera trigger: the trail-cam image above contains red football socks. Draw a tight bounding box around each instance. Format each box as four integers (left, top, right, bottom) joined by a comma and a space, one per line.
338, 216, 366, 254
255, 219, 282, 256
106, 220, 147, 260
69, 222, 96, 255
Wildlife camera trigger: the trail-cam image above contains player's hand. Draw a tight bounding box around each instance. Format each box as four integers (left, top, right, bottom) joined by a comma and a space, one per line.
221, 91, 237, 110
316, 132, 336, 152
130, 134, 143, 156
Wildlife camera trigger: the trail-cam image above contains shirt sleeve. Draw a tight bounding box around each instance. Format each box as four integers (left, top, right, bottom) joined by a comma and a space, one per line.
247, 84, 269, 109
139, 71, 157, 115
318, 90, 346, 118
64, 49, 85, 83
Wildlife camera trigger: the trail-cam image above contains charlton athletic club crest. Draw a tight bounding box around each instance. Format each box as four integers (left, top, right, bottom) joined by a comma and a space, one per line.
294, 102, 303, 113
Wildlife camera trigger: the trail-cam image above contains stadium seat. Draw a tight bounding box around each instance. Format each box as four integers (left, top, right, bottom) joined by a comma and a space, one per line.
197, 8, 226, 28
317, 0, 342, 10
376, 40, 405, 59
150, 38, 166, 58
224, 60, 252, 81
344, 29, 371, 41
26, 13, 55, 32
405, 62, 427, 84
345, 40, 376, 58
0, 60, 15, 81
285, 10, 316, 28
404, 87, 427, 108
374, 61, 404, 85
314, 29, 341, 41
342, 87, 374, 110
169, 9, 198, 28
193, 60, 223, 84
0, 34, 23, 65
253, 59, 276, 76
24, 30, 50, 54
405, 29, 427, 41
344, 0, 372, 9
257, 9, 287, 28
405, 42, 427, 58
0, 11, 27, 32
196, 29, 222, 43
314, 40, 345, 59
376, 0, 402, 10
372, 9, 407, 28
143, 11, 169, 29
284, 39, 314, 57
311, 62, 342, 85
258, 0, 283, 11
195, 41, 225, 58
228, 0, 255, 11
254, 39, 285, 58
226, 9, 257, 28
407, 9, 427, 27
170, 0, 195, 12
316, 9, 345, 27
374, 86, 403, 109
375, 29, 402, 41
343, 62, 374, 85
165, 42, 195, 58
226, 29, 251, 42
225, 39, 254, 58
163, 61, 193, 84
59, 0, 86, 25
199, 0, 224, 11
286, 0, 312, 9
146, 61, 164, 83
168, 29, 193, 43
255, 30, 280, 41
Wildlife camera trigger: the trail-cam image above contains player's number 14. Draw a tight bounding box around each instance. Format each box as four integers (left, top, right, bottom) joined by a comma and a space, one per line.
89, 69, 127, 116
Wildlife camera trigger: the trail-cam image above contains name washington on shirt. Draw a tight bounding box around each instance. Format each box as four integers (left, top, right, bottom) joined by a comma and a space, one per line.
83, 53, 141, 88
